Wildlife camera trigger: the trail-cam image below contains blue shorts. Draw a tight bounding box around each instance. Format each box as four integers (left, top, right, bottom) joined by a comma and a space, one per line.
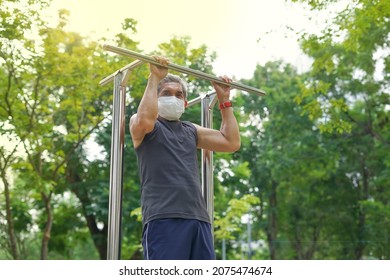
142, 218, 215, 260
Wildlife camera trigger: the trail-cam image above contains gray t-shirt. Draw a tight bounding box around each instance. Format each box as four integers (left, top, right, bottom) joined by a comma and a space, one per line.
135, 118, 210, 226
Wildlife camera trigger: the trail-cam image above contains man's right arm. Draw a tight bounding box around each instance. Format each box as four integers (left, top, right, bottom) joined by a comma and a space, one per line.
129, 57, 168, 148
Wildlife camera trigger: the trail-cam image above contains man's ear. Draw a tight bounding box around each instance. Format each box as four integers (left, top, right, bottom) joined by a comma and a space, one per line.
185, 100, 188, 108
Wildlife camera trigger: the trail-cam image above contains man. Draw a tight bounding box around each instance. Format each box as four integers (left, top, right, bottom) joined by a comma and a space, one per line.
129, 56, 240, 260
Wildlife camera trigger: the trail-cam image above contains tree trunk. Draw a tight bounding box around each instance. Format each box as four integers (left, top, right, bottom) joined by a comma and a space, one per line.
40, 191, 53, 260
266, 180, 278, 259
355, 159, 370, 259
83, 210, 107, 260
306, 225, 320, 259
355, 210, 365, 259
1, 173, 19, 259
71, 187, 107, 259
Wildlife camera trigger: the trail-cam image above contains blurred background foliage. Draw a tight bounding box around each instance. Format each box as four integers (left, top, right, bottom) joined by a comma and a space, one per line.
0, 0, 389, 259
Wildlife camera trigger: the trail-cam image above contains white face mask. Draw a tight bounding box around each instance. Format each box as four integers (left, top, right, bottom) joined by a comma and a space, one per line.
158, 96, 185, 121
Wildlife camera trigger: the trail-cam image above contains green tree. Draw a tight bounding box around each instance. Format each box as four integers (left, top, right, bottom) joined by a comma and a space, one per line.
290, 0, 389, 258
0, 3, 120, 259
0, 0, 52, 259
240, 61, 326, 259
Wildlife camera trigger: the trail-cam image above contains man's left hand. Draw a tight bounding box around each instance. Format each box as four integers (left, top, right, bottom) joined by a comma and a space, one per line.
212, 75, 232, 102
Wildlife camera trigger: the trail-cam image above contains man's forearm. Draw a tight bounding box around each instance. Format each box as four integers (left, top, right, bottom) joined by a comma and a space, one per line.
220, 108, 241, 151
137, 75, 159, 121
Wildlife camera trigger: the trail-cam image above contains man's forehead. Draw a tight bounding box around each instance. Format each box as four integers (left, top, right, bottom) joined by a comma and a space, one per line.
160, 82, 183, 91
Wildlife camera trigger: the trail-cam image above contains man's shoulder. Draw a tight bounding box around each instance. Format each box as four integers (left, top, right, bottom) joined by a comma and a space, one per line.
182, 121, 198, 131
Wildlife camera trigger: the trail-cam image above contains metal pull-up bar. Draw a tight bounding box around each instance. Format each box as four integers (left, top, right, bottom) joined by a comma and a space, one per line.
101, 44, 266, 96
100, 60, 144, 86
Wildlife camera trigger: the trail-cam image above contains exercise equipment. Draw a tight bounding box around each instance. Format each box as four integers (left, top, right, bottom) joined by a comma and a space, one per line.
99, 45, 266, 259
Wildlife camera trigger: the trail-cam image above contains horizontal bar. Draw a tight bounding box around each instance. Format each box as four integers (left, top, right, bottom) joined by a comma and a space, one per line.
99, 60, 144, 86
187, 96, 202, 107
102, 44, 266, 96
187, 92, 216, 108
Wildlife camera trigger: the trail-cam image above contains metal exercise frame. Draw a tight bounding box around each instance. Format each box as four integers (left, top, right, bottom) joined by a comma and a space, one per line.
100, 45, 266, 260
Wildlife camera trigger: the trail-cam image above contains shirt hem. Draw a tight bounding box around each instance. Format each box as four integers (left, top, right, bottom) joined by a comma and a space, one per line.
143, 213, 210, 226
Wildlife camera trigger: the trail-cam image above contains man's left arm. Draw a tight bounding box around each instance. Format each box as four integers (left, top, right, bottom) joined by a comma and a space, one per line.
195, 76, 241, 153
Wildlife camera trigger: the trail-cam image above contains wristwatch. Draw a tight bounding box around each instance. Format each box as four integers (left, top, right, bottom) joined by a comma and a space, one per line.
219, 101, 232, 109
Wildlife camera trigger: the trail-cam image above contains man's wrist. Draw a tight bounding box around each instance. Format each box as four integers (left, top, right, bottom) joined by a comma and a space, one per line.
218, 97, 230, 103
148, 74, 163, 84
219, 100, 232, 109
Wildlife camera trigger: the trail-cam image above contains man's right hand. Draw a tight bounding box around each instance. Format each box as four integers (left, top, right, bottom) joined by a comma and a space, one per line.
150, 55, 169, 81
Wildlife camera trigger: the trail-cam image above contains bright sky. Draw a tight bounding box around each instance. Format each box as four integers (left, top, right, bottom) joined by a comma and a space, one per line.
47, 0, 332, 79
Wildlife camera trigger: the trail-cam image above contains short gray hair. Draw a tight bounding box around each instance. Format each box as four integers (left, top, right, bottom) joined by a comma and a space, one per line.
157, 74, 188, 100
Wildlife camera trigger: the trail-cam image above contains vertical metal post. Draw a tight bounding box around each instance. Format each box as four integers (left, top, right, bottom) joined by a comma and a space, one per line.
107, 71, 126, 260
201, 93, 217, 228
222, 239, 226, 260
247, 214, 252, 259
